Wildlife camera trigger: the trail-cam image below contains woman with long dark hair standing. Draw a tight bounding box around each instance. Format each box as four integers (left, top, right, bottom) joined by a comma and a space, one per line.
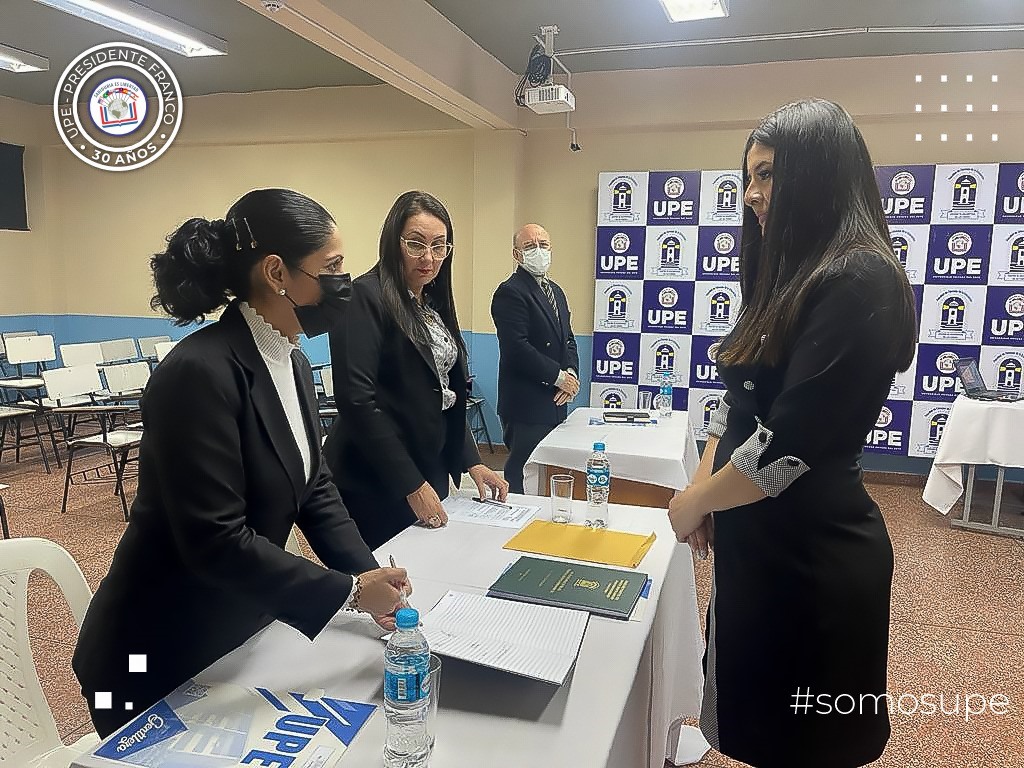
667, 100, 917, 767
324, 191, 507, 549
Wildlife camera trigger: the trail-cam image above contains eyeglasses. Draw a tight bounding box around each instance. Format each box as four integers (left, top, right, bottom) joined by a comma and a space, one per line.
297, 258, 344, 280
401, 237, 453, 261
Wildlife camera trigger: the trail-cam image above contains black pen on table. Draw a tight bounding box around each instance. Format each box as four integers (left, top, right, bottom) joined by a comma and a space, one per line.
474, 496, 512, 509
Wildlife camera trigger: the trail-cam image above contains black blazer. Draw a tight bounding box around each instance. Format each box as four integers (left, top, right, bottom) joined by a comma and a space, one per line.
73, 301, 377, 732
323, 270, 480, 533
491, 267, 579, 426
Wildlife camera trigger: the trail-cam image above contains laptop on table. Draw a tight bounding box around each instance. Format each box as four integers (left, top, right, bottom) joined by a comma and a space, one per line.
952, 358, 1024, 402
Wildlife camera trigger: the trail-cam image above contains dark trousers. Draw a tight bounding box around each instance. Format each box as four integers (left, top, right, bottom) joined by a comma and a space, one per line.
502, 421, 556, 495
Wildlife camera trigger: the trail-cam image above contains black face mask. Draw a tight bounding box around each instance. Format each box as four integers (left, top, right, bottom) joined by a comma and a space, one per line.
287, 271, 352, 338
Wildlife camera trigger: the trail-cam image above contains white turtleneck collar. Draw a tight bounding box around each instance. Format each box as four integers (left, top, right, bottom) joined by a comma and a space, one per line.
238, 301, 297, 365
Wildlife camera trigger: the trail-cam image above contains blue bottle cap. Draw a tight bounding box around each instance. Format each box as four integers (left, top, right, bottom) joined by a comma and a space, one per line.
593, 442, 605, 451
395, 607, 420, 629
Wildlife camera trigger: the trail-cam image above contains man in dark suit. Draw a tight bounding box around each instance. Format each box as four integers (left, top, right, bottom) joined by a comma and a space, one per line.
491, 223, 580, 494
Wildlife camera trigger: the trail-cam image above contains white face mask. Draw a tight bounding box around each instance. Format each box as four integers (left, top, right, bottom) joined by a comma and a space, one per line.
519, 246, 552, 276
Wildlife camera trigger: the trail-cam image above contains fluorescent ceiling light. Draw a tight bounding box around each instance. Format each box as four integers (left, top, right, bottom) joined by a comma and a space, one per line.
658, 0, 729, 23
0, 42, 49, 72
33, 0, 227, 57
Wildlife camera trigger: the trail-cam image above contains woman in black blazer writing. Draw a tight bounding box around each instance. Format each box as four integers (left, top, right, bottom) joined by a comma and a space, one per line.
73, 188, 409, 738
324, 191, 507, 549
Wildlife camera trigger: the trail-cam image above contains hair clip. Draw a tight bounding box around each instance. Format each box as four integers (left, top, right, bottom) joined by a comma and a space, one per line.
242, 217, 258, 250
230, 218, 242, 251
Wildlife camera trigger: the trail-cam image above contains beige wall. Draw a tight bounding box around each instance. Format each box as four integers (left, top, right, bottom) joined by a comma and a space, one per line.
2, 49, 1022, 334
0, 96, 58, 314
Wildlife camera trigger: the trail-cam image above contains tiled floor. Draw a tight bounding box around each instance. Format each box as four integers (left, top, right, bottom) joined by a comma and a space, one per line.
2, 448, 1023, 768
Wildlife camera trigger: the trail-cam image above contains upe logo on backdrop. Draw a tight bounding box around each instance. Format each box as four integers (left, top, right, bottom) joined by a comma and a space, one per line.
890, 231, 919, 281
992, 354, 1024, 394
917, 407, 949, 455
648, 339, 682, 384
867, 405, 904, 451
54, 42, 182, 171
697, 393, 722, 438
998, 234, 1024, 281
607, 176, 643, 223
700, 285, 738, 333
883, 170, 927, 218
929, 291, 975, 341
992, 293, 1024, 339
600, 387, 627, 408
921, 351, 964, 397
694, 341, 722, 384
713, 175, 740, 220
940, 168, 988, 221
602, 284, 635, 328
654, 231, 689, 276
594, 336, 635, 380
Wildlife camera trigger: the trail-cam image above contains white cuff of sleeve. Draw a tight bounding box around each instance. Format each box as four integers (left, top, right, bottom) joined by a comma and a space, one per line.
328, 574, 363, 625
555, 369, 568, 389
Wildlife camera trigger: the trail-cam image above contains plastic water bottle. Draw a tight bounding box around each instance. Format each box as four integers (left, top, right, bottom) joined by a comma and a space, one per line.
657, 373, 673, 418
384, 608, 431, 767
585, 442, 610, 529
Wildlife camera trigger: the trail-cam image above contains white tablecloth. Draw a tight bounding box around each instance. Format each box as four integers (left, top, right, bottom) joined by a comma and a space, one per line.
523, 407, 700, 496
199, 494, 705, 768
923, 395, 1024, 514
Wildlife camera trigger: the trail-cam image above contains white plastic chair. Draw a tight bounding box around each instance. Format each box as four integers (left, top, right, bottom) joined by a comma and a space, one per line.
57, 344, 104, 369
41, 367, 142, 520
99, 339, 138, 364
0, 537, 100, 767
100, 362, 150, 398
1, 336, 56, 401
136, 336, 170, 360
153, 341, 177, 363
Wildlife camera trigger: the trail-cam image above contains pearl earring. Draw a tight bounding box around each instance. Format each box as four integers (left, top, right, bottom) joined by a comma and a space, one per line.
278, 289, 286, 296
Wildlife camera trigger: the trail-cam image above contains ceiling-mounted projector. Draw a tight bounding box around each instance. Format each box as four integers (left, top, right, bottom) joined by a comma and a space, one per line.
524, 84, 576, 114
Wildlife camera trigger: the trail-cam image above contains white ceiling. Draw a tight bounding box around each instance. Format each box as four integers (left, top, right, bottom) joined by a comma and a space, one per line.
1, 0, 1021, 119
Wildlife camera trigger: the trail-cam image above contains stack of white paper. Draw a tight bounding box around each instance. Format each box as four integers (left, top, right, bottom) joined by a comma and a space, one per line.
419, 591, 589, 685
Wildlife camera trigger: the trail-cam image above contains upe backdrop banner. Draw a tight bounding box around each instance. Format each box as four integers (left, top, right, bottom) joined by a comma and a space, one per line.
591, 164, 1024, 458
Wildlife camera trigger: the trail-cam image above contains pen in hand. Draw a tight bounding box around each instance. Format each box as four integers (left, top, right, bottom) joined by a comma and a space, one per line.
389, 555, 411, 608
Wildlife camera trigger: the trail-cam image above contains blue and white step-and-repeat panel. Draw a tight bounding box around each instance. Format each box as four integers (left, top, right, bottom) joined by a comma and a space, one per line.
590, 164, 1024, 459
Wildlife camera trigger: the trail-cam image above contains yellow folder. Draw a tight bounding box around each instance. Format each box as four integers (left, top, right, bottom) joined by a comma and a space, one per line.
503, 520, 656, 569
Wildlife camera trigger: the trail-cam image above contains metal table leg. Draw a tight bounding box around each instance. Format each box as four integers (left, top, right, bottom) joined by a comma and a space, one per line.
963, 464, 976, 524
992, 466, 1006, 529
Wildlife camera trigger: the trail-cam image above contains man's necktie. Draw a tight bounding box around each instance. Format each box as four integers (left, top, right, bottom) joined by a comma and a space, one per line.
541, 279, 559, 321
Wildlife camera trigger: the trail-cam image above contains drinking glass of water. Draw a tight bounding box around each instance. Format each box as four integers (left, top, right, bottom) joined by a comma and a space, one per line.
550, 474, 575, 524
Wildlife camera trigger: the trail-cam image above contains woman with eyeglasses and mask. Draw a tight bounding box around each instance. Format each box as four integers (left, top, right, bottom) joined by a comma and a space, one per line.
323, 191, 507, 549
666, 101, 917, 767
73, 188, 410, 739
